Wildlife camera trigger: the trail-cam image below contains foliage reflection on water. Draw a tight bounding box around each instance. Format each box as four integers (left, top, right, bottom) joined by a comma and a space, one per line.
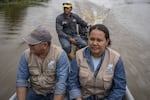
0, 0, 50, 41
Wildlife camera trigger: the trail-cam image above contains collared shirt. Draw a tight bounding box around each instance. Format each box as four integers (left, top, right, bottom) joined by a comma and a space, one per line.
56, 13, 88, 40
68, 47, 126, 100
16, 51, 70, 95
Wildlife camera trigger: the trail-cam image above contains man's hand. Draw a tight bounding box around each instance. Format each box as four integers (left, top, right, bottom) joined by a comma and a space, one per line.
76, 97, 82, 100
69, 38, 77, 45
54, 94, 64, 100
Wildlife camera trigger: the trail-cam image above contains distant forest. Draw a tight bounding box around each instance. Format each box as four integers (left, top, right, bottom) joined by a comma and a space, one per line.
0, 0, 48, 3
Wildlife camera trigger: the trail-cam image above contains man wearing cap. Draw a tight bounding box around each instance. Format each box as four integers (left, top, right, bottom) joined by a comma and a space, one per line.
56, 1, 88, 55
16, 26, 70, 100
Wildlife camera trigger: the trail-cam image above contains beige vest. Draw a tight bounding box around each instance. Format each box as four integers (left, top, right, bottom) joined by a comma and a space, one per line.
25, 44, 63, 94
76, 47, 120, 99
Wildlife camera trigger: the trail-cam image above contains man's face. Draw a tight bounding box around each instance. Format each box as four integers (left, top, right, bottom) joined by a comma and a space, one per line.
64, 7, 72, 15
28, 43, 45, 56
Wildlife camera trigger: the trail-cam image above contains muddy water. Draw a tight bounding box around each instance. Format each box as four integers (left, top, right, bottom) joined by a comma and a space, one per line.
103, 0, 150, 100
0, 0, 150, 99
0, 1, 62, 99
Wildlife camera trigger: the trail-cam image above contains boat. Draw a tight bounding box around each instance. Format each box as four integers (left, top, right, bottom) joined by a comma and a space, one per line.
9, 86, 134, 100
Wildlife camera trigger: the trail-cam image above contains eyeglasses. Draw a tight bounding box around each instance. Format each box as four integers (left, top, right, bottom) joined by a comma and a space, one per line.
29, 42, 48, 47
28, 41, 42, 47
28, 44, 38, 47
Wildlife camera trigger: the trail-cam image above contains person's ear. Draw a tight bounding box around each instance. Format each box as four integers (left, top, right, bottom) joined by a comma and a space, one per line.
106, 39, 109, 46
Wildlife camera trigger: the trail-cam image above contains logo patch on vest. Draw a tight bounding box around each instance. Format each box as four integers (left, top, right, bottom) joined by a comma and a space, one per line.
48, 60, 55, 69
73, 19, 76, 22
105, 64, 113, 73
62, 21, 67, 25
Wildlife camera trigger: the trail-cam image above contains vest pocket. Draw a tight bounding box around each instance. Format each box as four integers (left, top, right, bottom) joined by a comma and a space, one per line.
46, 68, 56, 76
79, 66, 89, 86
103, 77, 112, 90
29, 66, 40, 75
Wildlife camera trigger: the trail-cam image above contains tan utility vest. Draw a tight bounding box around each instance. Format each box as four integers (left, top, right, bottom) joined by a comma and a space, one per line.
25, 44, 63, 94
76, 47, 120, 99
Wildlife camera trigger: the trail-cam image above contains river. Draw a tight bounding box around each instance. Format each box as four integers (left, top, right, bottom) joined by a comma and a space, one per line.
0, 0, 150, 100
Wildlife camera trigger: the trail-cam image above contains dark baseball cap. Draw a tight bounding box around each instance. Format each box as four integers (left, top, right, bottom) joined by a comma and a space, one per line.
23, 26, 52, 45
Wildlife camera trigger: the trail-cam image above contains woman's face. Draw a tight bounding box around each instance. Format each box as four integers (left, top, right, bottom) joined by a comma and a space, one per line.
88, 29, 109, 57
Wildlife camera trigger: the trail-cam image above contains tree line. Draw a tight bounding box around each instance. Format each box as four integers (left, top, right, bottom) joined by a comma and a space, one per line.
0, 0, 49, 3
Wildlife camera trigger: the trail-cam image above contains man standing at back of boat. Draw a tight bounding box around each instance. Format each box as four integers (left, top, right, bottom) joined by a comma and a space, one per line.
56, 1, 88, 56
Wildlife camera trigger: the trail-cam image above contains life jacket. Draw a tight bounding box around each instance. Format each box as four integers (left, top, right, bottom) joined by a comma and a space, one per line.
76, 47, 120, 99
25, 44, 63, 94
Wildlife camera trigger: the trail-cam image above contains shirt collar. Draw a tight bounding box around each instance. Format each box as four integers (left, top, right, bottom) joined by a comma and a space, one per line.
83, 46, 106, 59
63, 13, 72, 18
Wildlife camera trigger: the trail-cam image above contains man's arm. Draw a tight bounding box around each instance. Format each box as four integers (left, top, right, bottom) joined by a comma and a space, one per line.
16, 52, 29, 100
54, 51, 70, 100
68, 57, 82, 100
106, 57, 126, 100
74, 14, 88, 37
74, 14, 88, 27
17, 87, 27, 100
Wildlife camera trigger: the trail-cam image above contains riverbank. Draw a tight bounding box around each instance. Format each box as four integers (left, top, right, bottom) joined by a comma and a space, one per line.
0, 0, 49, 7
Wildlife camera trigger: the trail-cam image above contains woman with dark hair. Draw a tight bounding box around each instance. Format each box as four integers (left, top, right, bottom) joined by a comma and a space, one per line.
68, 24, 126, 100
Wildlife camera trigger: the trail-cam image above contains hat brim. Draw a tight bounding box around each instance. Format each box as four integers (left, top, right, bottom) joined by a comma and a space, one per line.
23, 35, 41, 45
63, 5, 72, 8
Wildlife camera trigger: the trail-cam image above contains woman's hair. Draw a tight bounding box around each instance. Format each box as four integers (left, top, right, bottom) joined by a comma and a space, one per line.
89, 24, 111, 46
47, 41, 51, 46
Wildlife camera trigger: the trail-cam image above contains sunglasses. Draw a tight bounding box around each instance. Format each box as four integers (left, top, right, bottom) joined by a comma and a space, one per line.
63, 3, 71, 5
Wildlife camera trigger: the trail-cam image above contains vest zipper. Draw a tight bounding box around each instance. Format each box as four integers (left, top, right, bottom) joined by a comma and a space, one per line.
94, 77, 96, 96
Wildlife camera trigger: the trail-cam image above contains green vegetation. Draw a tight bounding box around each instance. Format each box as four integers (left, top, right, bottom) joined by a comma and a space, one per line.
0, 0, 49, 4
